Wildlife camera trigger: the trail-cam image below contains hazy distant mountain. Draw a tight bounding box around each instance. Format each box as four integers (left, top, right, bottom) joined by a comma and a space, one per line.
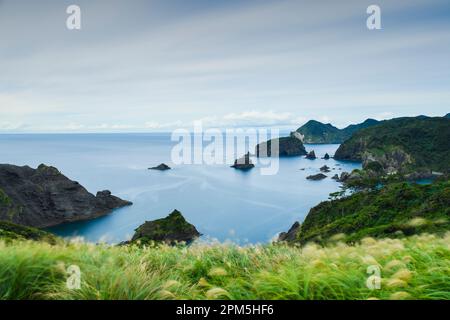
295, 119, 380, 144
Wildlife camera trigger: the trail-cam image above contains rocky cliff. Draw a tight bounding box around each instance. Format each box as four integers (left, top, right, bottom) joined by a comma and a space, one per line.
255, 135, 307, 157
0, 164, 132, 228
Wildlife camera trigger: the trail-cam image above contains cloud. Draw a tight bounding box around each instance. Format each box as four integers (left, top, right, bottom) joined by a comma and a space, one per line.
0, 0, 449, 132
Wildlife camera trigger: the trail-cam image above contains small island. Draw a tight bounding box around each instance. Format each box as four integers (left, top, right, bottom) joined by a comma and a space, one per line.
130, 210, 201, 245
231, 152, 255, 170
149, 163, 171, 171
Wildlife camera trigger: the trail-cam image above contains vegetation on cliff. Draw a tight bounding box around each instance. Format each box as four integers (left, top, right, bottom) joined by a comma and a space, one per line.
130, 210, 200, 245
288, 179, 449, 245
334, 117, 450, 174
0, 221, 58, 244
295, 119, 379, 144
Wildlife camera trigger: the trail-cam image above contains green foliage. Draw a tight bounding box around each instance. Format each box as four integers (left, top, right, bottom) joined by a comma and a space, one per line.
0, 221, 58, 244
296, 119, 379, 144
131, 210, 200, 245
335, 117, 450, 173
0, 189, 11, 207
0, 234, 449, 300
297, 179, 450, 244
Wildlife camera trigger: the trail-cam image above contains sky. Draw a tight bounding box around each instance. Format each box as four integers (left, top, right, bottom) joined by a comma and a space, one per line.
0, 0, 450, 133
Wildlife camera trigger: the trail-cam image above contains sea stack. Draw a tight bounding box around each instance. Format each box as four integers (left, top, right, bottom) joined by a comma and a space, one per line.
305, 150, 317, 160
231, 152, 255, 170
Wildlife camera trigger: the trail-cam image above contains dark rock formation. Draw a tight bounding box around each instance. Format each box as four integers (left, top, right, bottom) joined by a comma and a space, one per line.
0, 164, 132, 228
305, 150, 316, 160
149, 163, 171, 171
231, 152, 255, 170
320, 165, 331, 173
131, 209, 200, 245
306, 173, 327, 181
323, 153, 330, 160
255, 135, 307, 157
331, 174, 340, 180
278, 221, 300, 242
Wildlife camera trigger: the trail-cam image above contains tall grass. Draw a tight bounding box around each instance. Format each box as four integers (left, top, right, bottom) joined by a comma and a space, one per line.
0, 233, 449, 300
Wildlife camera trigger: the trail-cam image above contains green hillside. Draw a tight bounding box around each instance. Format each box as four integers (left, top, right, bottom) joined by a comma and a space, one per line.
334, 117, 450, 174
295, 119, 379, 144
292, 179, 450, 244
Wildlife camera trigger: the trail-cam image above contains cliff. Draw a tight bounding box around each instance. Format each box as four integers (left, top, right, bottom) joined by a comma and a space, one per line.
334, 117, 450, 174
0, 164, 132, 228
280, 178, 450, 244
255, 135, 307, 157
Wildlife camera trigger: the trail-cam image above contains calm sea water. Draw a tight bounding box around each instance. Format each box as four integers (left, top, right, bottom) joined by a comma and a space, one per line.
0, 133, 360, 244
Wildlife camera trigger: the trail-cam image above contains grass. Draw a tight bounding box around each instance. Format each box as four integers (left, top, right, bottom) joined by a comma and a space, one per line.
0, 233, 449, 300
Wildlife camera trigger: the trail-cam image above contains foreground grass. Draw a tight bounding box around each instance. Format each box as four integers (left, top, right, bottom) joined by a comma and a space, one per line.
0, 233, 449, 300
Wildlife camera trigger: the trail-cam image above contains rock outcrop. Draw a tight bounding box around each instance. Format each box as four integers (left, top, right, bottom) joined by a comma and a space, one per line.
149, 163, 171, 171
255, 135, 307, 157
323, 153, 330, 160
131, 210, 200, 245
278, 221, 300, 242
320, 165, 331, 173
231, 152, 255, 170
0, 164, 132, 228
305, 150, 316, 160
306, 173, 327, 181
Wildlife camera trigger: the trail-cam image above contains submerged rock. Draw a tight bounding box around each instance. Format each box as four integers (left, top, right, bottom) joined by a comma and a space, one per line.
231, 152, 255, 170
0, 164, 132, 228
305, 150, 317, 160
131, 209, 201, 245
149, 163, 171, 171
320, 165, 331, 173
306, 173, 327, 181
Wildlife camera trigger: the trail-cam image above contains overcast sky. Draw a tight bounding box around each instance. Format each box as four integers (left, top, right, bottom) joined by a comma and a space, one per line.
1, 0, 449, 133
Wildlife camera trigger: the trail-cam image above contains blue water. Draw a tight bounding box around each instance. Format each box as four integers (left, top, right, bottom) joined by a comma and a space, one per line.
0, 134, 360, 244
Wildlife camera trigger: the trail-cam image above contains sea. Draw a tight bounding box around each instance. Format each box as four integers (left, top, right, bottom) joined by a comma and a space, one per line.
0, 133, 361, 244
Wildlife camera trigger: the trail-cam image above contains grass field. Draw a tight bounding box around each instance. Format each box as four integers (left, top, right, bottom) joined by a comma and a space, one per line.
1, 233, 449, 300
